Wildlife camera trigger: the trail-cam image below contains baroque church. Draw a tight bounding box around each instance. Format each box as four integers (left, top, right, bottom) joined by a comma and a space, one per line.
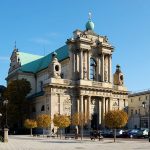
7, 16, 128, 130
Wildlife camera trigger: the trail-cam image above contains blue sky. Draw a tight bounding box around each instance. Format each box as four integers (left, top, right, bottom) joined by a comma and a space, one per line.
0, 0, 150, 92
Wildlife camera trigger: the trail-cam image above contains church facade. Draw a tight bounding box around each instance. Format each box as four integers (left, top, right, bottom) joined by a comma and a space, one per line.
7, 18, 128, 130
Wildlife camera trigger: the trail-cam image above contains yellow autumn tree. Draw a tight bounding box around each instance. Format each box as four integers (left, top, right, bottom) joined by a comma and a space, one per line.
24, 119, 37, 136
105, 110, 128, 142
71, 112, 88, 140
36, 114, 51, 136
53, 114, 70, 139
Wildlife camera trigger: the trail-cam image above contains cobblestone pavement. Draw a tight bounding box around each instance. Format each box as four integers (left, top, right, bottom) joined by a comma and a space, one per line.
0, 135, 150, 150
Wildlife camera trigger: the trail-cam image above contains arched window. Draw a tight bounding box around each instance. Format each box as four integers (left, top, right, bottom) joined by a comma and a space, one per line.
90, 58, 96, 80
41, 105, 45, 111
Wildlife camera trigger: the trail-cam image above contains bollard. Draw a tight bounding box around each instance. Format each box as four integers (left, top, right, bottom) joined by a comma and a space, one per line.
4, 128, 8, 143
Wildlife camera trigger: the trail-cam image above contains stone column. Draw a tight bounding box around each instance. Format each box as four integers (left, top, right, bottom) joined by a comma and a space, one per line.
69, 51, 73, 80
77, 98, 80, 114
105, 98, 108, 113
87, 96, 91, 129
58, 94, 60, 114
118, 99, 120, 110
79, 50, 83, 79
99, 100, 102, 124
87, 51, 90, 80
75, 53, 77, 80
80, 95, 83, 113
101, 53, 105, 82
108, 55, 112, 83
87, 96, 91, 119
70, 95, 74, 116
101, 97, 105, 126
108, 98, 110, 111
80, 95, 84, 139
98, 57, 101, 81
84, 98, 88, 123
72, 53, 75, 80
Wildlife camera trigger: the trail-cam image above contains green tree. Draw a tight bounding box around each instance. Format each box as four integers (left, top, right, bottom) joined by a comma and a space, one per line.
3, 79, 31, 130
53, 114, 70, 139
105, 110, 128, 142
24, 119, 37, 136
71, 112, 87, 140
36, 114, 51, 136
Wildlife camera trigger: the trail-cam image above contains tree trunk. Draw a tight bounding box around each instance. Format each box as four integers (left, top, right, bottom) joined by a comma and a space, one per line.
57, 127, 58, 137
114, 129, 116, 142
60, 129, 62, 139
43, 128, 44, 137
81, 123, 83, 140
30, 128, 32, 136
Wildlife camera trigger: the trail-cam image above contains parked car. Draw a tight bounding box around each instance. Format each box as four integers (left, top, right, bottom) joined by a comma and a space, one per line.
127, 129, 140, 138
101, 129, 113, 138
136, 129, 149, 138
116, 129, 126, 137
101, 129, 125, 138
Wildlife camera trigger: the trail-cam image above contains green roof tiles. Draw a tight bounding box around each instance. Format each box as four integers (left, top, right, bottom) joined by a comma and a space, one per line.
20, 45, 69, 73
18, 52, 43, 65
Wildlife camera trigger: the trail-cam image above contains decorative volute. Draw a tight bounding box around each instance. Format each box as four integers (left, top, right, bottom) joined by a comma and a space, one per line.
113, 64, 124, 86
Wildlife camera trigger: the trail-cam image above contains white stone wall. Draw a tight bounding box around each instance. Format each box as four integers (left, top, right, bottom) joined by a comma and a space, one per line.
128, 93, 150, 129
36, 70, 49, 93
61, 59, 70, 79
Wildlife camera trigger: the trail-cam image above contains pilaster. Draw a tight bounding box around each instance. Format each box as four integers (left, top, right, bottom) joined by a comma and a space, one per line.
108, 55, 112, 83
87, 51, 90, 80
79, 50, 83, 79
101, 54, 105, 82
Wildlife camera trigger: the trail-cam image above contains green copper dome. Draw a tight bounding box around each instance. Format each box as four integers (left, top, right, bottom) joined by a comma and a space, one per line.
86, 20, 94, 31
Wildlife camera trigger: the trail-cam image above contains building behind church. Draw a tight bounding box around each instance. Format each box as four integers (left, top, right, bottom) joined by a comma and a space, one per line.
6, 17, 128, 131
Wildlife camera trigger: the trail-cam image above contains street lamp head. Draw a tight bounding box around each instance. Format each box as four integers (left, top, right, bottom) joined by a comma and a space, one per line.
0, 113, 2, 117
142, 101, 146, 108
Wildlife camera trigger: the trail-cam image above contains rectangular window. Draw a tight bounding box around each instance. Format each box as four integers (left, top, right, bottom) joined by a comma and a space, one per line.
131, 109, 133, 115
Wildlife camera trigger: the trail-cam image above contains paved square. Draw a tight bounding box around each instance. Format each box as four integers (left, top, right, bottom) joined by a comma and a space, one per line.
0, 135, 150, 150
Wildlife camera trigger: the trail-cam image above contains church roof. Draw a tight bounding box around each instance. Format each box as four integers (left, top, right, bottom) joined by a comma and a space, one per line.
19, 45, 69, 73
18, 52, 43, 65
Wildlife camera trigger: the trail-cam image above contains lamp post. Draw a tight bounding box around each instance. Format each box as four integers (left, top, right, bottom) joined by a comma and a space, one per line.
3, 99, 8, 143
0, 113, 2, 128
142, 98, 150, 142
3, 99, 8, 128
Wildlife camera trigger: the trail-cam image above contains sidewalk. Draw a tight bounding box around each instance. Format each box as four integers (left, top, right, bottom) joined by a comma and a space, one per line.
0, 135, 150, 150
